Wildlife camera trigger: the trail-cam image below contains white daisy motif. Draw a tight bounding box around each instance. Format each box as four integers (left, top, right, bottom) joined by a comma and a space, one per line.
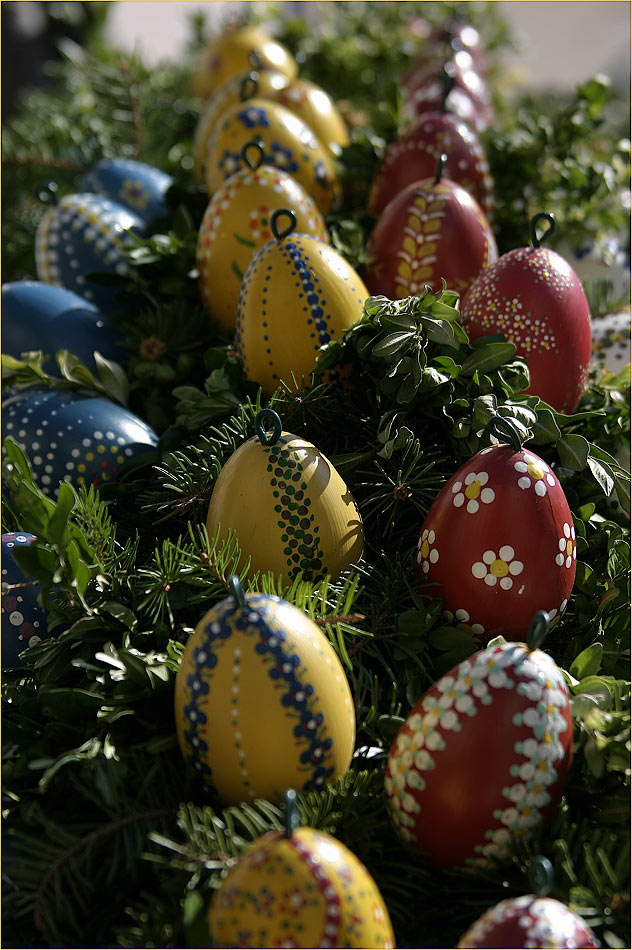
417, 528, 439, 573
471, 546, 525, 589
514, 453, 557, 496
555, 522, 576, 568
452, 471, 495, 513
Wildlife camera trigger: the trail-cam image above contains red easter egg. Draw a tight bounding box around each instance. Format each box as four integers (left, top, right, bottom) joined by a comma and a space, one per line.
426, 21, 489, 77
402, 61, 493, 132
457, 895, 600, 948
368, 113, 493, 218
384, 639, 573, 868
364, 176, 497, 299
415, 439, 577, 640
460, 222, 593, 413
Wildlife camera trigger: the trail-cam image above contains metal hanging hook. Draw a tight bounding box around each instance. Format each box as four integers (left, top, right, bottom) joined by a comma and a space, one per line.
270, 208, 297, 241
229, 574, 247, 608
284, 789, 301, 838
35, 180, 59, 205
241, 138, 265, 171
254, 408, 283, 445
530, 212, 556, 250
434, 152, 447, 185
240, 72, 259, 102
529, 855, 554, 897
486, 416, 523, 452
526, 610, 550, 653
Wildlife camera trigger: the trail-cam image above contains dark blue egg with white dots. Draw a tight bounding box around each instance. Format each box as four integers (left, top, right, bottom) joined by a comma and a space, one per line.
2, 388, 158, 497
236, 232, 369, 396
2, 281, 122, 373
35, 193, 145, 313
81, 158, 173, 228
2, 533, 49, 667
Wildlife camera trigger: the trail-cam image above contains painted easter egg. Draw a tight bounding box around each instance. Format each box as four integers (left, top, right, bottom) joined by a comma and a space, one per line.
458, 894, 599, 948
1, 533, 49, 667
1, 281, 122, 373
206, 409, 364, 586
80, 158, 173, 228
402, 61, 493, 132
364, 159, 497, 299
384, 616, 573, 869
269, 76, 350, 155
2, 388, 158, 497
191, 23, 297, 100
207, 808, 394, 948
174, 578, 356, 804
368, 111, 493, 218
193, 69, 290, 184
205, 97, 341, 215
237, 210, 368, 396
591, 311, 631, 377
197, 141, 328, 336
35, 193, 145, 312
415, 418, 577, 641
460, 214, 593, 413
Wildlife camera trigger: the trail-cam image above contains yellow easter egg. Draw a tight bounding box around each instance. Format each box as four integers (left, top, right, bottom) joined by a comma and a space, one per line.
197, 141, 328, 336
208, 826, 396, 949
205, 97, 341, 215
236, 213, 369, 396
270, 77, 350, 155
206, 409, 364, 586
191, 24, 297, 100
193, 69, 290, 185
174, 581, 356, 805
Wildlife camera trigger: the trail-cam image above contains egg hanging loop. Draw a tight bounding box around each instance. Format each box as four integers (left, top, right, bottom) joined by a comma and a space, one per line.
530, 212, 556, 249
283, 788, 301, 838
270, 208, 297, 241
486, 415, 523, 452
529, 854, 554, 897
440, 65, 456, 113
229, 574, 247, 608
526, 610, 550, 653
434, 152, 448, 185
240, 71, 259, 101
241, 138, 265, 171
254, 407, 283, 445
36, 180, 59, 205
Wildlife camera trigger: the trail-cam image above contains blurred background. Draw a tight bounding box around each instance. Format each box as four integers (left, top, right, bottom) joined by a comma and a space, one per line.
3, 0, 631, 117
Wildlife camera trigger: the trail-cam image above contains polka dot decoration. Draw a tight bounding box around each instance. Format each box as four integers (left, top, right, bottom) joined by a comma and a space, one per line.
2, 388, 158, 498
35, 193, 145, 313
236, 230, 368, 396
416, 439, 577, 641
2, 533, 50, 668
174, 586, 356, 805
1, 281, 122, 374
207, 826, 395, 949
385, 638, 573, 869
591, 311, 631, 377
80, 158, 173, 228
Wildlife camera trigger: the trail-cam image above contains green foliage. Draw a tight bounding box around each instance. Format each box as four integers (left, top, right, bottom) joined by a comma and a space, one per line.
1, 4, 630, 949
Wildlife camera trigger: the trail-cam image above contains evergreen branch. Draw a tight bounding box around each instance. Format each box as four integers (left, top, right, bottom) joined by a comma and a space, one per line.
1, 155, 89, 172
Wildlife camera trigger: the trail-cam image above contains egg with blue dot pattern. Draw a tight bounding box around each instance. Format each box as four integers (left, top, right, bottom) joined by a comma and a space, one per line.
207, 825, 395, 948
2, 388, 158, 498
2, 533, 50, 668
237, 231, 369, 396
206, 422, 364, 587
174, 587, 355, 805
2, 281, 122, 373
35, 193, 145, 313
204, 97, 341, 216
80, 158, 173, 228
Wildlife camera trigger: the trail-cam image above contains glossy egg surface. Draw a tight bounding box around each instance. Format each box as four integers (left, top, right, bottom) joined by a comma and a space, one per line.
457, 894, 600, 948
191, 24, 297, 99
81, 158, 173, 227
270, 77, 350, 153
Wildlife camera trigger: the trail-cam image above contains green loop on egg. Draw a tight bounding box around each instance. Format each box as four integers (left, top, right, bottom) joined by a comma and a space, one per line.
284, 788, 301, 838
240, 71, 259, 102
434, 152, 447, 185
529, 855, 554, 897
270, 208, 297, 241
229, 574, 247, 609
254, 408, 283, 445
486, 415, 523, 452
241, 138, 265, 171
527, 610, 551, 653
530, 212, 556, 249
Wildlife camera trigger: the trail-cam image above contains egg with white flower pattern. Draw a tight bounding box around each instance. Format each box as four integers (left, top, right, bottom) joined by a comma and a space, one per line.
416, 437, 577, 641
384, 638, 573, 868
457, 893, 599, 947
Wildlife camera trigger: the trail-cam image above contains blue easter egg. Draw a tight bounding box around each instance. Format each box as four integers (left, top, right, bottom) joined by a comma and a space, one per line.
34, 193, 145, 312
81, 158, 173, 228
2, 281, 122, 373
1, 533, 49, 667
2, 388, 158, 497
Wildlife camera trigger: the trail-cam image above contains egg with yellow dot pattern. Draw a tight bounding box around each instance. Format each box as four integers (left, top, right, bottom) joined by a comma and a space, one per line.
207, 825, 396, 948
191, 23, 297, 100
1, 388, 158, 498
197, 141, 328, 337
236, 212, 368, 396
205, 97, 341, 216
206, 410, 364, 587
174, 580, 356, 806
